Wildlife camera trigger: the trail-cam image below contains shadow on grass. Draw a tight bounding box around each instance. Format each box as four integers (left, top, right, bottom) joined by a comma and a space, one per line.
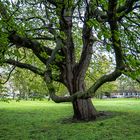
60, 111, 133, 124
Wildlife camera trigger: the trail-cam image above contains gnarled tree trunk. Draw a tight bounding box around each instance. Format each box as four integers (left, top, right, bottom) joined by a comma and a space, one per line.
72, 98, 97, 121
70, 80, 97, 121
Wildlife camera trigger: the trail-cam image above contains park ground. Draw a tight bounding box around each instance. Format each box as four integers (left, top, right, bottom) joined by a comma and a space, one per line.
0, 98, 140, 140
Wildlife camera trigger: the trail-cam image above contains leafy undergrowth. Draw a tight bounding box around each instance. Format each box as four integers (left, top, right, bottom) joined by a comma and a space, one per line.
0, 99, 140, 140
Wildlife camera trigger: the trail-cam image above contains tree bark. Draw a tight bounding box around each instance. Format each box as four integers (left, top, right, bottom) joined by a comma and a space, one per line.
72, 98, 97, 121
71, 81, 97, 121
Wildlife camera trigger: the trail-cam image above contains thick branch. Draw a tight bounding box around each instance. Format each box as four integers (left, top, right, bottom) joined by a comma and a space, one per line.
8, 32, 53, 64
56, 3, 76, 93
46, 69, 121, 103
0, 1, 53, 64
59, 3, 75, 64
108, 0, 125, 69
5, 59, 44, 76
75, 2, 96, 84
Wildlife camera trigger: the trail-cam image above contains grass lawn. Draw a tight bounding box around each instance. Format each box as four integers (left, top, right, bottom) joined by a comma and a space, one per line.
0, 98, 140, 140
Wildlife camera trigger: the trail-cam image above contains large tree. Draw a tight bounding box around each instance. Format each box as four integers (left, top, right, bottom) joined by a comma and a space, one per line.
0, 0, 140, 121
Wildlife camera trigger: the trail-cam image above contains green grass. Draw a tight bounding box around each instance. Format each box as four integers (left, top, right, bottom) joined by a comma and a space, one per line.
0, 99, 140, 140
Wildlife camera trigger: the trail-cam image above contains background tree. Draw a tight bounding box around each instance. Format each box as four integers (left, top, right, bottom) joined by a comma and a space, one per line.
86, 54, 117, 98
118, 75, 140, 93
0, 0, 140, 121
11, 68, 48, 100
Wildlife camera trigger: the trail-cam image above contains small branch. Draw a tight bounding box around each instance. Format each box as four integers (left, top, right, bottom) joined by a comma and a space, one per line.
136, 78, 140, 83
117, 0, 139, 20
47, 0, 58, 6
125, 16, 140, 27
117, 0, 139, 13
46, 37, 63, 66
0, 66, 16, 84
16, 16, 46, 26
77, 1, 85, 22
32, 36, 54, 41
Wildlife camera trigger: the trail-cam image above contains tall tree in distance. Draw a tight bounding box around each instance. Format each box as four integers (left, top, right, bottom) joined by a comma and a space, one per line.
0, 0, 140, 121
